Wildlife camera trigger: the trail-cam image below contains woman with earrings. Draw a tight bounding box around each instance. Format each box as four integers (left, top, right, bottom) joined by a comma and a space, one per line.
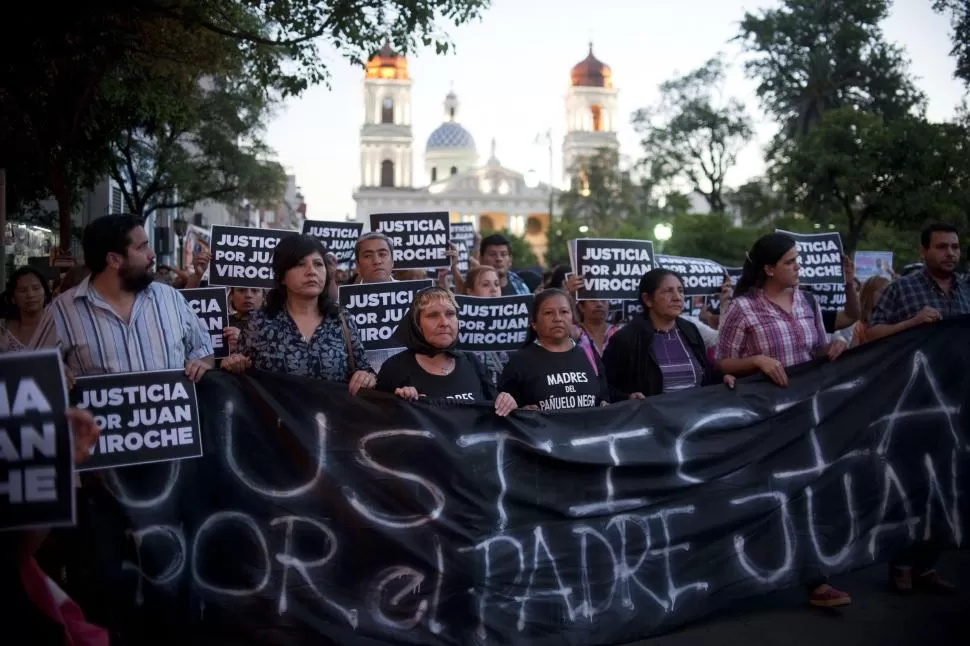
498, 289, 613, 411
376, 286, 518, 416
221, 235, 376, 395
715, 232, 850, 609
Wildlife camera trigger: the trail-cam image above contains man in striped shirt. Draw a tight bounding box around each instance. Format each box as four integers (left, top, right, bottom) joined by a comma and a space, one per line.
31, 214, 214, 379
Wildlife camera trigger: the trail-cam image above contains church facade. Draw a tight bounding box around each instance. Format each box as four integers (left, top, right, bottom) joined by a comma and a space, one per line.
351, 43, 620, 263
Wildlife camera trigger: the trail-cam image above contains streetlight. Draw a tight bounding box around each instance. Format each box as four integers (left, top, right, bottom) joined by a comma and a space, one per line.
173, 214, 188, 270
653, 222, 673, 253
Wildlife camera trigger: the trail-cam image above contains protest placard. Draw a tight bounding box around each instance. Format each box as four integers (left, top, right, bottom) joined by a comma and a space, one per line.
572, 238, 655, 301
656, 254, 726, 296
370, 212, 450, 270
455, 294, 533, 351
776, 229, 844, 286
450, 222, 476, 273
182, 287, 230, 359
302, 221, 364, 266
803, 282, 846, 312
623, 300, 644, 321
72, 370, 203, 471
855, 251, 894, 281
0, 350, 73, 531
209, 225, 298, 289
339, 279, 434, 351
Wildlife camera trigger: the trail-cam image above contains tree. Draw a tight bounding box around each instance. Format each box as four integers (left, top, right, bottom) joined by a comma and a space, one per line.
662, 213, 754, 266
737, 0, 923, 144
543, 220, 589, 270
632, 57, 754, 213
108, 74, 287, 216
558, 148, 652, 234
0, 0, 490, 249
728, 178, 788, 226
773, 107, 970, 252
933, 0, 970, 87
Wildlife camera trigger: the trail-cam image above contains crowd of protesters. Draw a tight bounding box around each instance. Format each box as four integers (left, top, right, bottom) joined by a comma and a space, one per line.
1, 214, 967, 644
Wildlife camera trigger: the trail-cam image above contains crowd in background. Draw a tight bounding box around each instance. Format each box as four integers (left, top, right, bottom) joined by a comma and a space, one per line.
1, 214, 967, 644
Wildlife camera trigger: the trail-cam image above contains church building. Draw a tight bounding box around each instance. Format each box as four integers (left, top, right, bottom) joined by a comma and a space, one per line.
351, 43, 620, 263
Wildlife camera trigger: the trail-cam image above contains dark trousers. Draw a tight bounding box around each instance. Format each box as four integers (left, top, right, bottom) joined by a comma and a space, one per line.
891, 540, 940, 574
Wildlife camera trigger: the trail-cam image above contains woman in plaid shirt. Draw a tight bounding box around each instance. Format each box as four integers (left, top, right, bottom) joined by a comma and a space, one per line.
715, 232, 850, 609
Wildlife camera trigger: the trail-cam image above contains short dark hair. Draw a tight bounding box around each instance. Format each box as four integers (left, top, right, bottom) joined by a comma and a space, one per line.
82, 214, 145, 274
479, 233, 511, 257
920, 222, 959, 249
265, 234, 338, 319
354, 232, 394, 261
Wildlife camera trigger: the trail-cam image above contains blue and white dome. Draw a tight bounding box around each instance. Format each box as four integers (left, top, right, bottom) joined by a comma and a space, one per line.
425, 90, 477, 153
426, 122, 476, 151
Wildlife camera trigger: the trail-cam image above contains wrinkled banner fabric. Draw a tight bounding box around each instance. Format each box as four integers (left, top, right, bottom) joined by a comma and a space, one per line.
77, 319, 970, 646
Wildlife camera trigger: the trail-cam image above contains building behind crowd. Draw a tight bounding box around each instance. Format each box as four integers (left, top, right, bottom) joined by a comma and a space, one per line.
351, 43, 622, 264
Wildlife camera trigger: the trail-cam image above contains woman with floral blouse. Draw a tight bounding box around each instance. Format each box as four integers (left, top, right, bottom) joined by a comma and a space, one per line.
222, 235, 376, 395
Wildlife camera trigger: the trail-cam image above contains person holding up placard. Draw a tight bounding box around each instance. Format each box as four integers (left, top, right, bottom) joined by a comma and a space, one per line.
498, 289, 612, 411
351, 232, 407, 372
603, 269, 733, 399
222, 287, 264, 353
376, 287, 517, 416
480, 234, 531, 296
31, 215, 214, 382
462, 265, 511, 386
222, 235, 376, 395
1, 267, 52, 353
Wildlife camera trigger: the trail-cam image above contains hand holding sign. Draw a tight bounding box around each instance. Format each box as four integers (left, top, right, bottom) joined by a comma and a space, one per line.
66, 408, 100, 465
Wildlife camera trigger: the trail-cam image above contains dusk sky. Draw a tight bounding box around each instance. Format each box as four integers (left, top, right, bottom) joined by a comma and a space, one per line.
264, 0, 965, 221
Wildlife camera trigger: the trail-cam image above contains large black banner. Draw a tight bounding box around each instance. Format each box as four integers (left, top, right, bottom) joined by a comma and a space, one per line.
78, 320, 970, 646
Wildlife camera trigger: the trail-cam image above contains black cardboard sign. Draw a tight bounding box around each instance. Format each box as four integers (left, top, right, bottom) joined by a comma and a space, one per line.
181, 287, 230, 359
0, 350, 73, 531
572, 238, 655, 301
455, 294, 533, 351
302, 221, 364, 266
370, 212, 451, 270
338, 280, 434, 350
209, 225, 298, 289
72, 370, 203, 471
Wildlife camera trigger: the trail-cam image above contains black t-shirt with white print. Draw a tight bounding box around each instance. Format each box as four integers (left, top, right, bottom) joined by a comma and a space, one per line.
376, 350, 495, 402
499, 342, 609, 411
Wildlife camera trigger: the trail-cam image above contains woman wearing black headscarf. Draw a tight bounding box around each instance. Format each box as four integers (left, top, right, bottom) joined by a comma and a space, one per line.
376, 286, 518, 416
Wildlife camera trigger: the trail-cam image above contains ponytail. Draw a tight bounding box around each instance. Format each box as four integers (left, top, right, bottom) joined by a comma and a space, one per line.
734, 233, 796, 299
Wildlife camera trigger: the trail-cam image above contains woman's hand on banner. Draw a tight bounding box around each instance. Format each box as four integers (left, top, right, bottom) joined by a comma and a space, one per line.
348, 370, 376, 395
519, 404, 539, 411
221, 354, 252, 373
494, 392, 518, 417
826, 338, 848, 361
66, 408, 100, 465
629, 392, 646, 400
723, 374, 736, 389
394, 386, 421, 401
754, 355, 788, 387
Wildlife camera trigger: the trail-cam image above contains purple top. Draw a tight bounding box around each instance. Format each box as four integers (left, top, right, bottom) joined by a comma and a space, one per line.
651, 328, 702, 393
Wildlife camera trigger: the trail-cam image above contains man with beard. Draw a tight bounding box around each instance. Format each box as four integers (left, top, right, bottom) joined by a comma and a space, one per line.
31, 214, 213, 379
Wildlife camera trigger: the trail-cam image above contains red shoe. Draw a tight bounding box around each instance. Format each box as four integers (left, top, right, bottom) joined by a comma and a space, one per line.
809, 584, 852, 608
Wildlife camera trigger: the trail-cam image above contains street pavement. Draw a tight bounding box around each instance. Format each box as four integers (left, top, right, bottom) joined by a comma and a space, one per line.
628, 550, 970, 645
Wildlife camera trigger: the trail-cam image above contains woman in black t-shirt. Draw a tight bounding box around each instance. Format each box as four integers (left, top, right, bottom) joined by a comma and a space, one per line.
499, 289, 612, 411
376, 286, 518, 416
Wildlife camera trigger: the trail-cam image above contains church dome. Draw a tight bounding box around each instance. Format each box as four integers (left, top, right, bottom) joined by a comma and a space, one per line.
425, 90, 476, 152
570, 43, 612, 88
365, 42, 408, 81
426, 122, 476, 151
